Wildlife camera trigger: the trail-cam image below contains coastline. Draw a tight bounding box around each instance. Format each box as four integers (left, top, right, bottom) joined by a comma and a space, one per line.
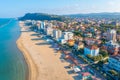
16, 35, 37, 80
16, 22, 37, 80
17, 22, 74, 80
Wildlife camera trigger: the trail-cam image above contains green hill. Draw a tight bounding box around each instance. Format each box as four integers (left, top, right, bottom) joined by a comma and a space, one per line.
19, 13, 68, 21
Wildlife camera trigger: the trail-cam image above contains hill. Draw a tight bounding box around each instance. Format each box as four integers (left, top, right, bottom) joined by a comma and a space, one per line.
19, 13, 68, 21
65, 12, 120, 19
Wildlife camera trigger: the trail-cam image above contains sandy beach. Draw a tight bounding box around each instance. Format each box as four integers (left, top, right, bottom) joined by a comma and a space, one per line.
17, 23, 74, 80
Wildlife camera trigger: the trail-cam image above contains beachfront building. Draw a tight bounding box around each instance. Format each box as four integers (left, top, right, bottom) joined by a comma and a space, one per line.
40, 21, 45, 30
45, 27, 53, 36
36, 21, 41, 31
31, 20, 37, 25
60, 32, 74, 44
53, 29, 62, 41
84, 45, 99, 56
108, 55, 120, 72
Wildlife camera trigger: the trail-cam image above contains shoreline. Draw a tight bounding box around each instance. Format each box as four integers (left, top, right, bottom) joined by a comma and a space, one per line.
16, 35, 38, 80
16, 22, 38, 80
17, 22, 74, 80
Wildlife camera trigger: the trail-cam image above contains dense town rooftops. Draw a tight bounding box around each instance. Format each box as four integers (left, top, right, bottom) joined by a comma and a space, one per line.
110, 55, 120, 61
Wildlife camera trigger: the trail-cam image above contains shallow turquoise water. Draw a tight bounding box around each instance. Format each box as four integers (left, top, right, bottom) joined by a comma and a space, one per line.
0, 19, 28, 80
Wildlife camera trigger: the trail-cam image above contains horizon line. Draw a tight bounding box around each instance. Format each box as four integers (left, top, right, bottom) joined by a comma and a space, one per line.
1, 11, 120, 18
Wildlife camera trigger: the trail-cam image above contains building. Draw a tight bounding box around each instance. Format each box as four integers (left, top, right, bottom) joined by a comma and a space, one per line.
84, 32, 92, 37
60, 32, 74, 44
36, 21, 41, 31
53, 30, 62, 40
117, 34, 120, 42
67, 40, 75, 46
79, 72, 92, 80
74, 36, 83, 41
74, 42, 84, 50
40, 21, 45, 29
45, 27, 53, 36
108, 55, 120, 72
61, 32, 74, 40
107, 29, 117, 42
103, 41, 120, 55
95, 35, 101, 39
60, 39, 67, 44
85, 38, 95, 45
84, 45, 99, 56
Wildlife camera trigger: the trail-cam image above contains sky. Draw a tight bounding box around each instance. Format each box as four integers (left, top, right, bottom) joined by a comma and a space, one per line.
0, 0, 120, 18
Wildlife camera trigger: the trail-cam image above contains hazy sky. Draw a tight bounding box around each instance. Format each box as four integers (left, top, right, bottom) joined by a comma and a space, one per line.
0, 0, 120, 18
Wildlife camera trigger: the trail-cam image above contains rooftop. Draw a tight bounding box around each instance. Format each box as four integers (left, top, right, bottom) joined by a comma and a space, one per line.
82, 72, 91, 77
86, 45, 99, 50
106, 40, 120, 48
110, 55, 120, 61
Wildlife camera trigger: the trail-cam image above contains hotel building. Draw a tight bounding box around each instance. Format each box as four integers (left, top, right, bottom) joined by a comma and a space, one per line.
53, 29, 62, 40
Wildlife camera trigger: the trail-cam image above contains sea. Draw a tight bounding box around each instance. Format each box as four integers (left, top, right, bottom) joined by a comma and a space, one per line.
0, 18, 28, 80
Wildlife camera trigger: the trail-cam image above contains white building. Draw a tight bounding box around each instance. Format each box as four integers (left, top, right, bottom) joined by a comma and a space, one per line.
45, 27, 53, 36
61, 32, 73, 40
107, 29, 117, 42
53, 30, 62, 40
84, 45, 99, 56
36, 21, 41, 30
31, 20, 36, 25
40, 21, 45, 29
60, 32, 74, 44
48, 23, 53, 28
84, 33, 92, 37
108, 55, 120, 71
60, 39, 67, 44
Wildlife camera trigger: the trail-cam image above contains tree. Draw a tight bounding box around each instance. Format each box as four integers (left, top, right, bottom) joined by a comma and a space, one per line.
96, 67, 99, 70
101, 38, 106, 44
102, 59, 108, 63
73, 31, 83, 36
100, 50, 108, 57
86, 54, 92, 59
79, 48, 84, 53
103, 73, 107, 77
99, 54, 103, 60
109, 70, 118, 76
98, 61, 103, 66
93, 56, 98, 61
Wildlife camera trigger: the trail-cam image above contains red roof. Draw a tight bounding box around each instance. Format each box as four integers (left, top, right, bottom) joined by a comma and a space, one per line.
82, 72, 91, 77
86, 45, 99, 50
